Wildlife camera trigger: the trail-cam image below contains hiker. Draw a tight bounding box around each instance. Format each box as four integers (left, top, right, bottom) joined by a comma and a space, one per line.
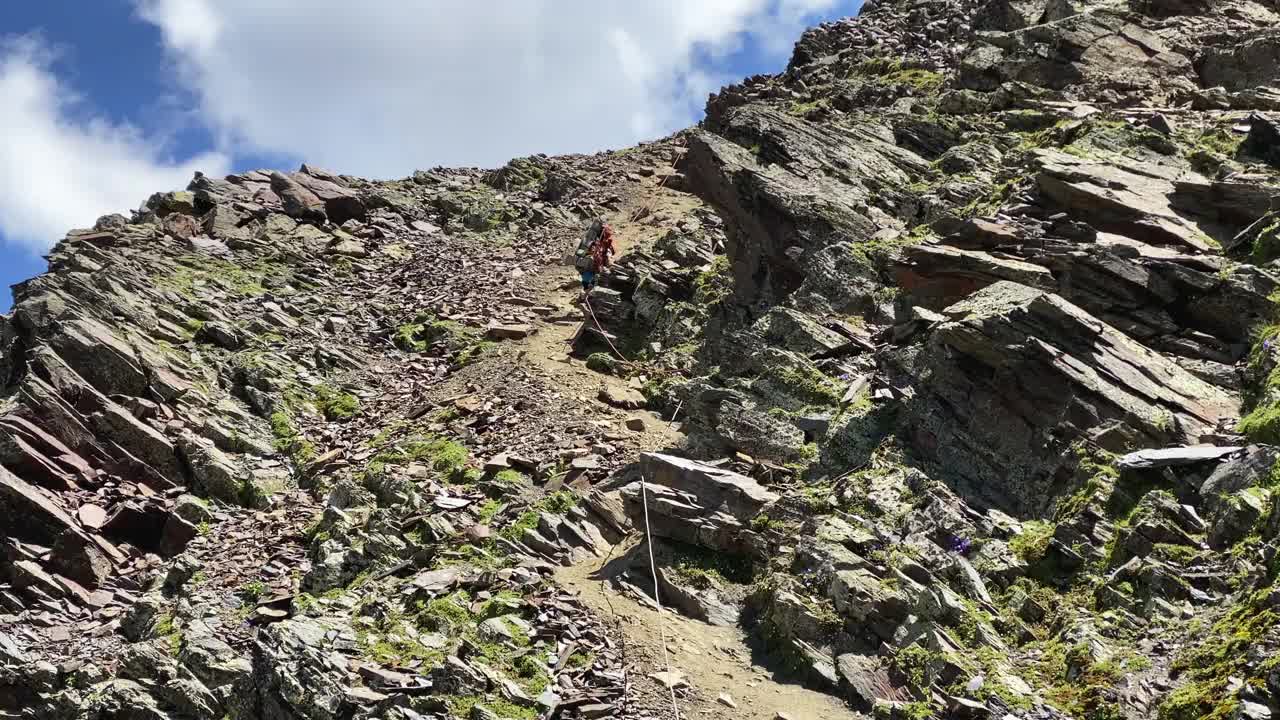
578, 221, 617, 296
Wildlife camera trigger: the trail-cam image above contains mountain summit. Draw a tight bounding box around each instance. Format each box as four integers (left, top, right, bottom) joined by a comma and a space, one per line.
3, 1, 1280, 719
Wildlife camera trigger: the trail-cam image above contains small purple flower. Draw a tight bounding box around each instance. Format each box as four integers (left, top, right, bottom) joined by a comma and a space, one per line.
1266, 339, 1275, 352
950, 536, 973, 555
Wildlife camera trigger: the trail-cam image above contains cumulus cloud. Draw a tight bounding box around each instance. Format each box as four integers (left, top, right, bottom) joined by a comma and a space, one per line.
0, 35, 229, 251
135, 0, 842, 178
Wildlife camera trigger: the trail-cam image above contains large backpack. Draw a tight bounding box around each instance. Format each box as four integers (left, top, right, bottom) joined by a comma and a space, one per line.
574, 219, 604, 271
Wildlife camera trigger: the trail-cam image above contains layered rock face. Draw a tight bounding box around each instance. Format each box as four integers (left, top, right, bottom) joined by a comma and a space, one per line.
4, 1, 1280, 719
597, 0, 1280, 718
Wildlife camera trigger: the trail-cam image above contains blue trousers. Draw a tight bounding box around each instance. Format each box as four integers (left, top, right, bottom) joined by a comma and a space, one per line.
580, 270, 596, 291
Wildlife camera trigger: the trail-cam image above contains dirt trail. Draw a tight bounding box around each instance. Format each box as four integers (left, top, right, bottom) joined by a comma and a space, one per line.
510, 186, 861, 719
555, 538, 864, 720
512, 188, 704, 455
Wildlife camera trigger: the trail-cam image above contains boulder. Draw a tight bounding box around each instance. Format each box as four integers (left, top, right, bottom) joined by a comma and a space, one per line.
752, 307, 847, 356
1199, 31, 1280, 92
180, 623, 252, 690
325, 237, 368, 258
90, 403, 182, 482
0, 466, 93, 547
202, 204, 252, 242
429, 656, 489, 695
1200, 446, 1280, 511
159, 513, 200, 557
196, 321, 245, 350
974, 0, 1078, 30
180, 435, 245, 504
829, 569, 909, 640
1034, 149, 1219, 252
715, 402, 810, 463
1118, 445, 1243, 470
894, 281, 1238, 515
899, 228, 1279, 361
486, 323, 533, 340
598, 386, 646, 409
1208, 488, 1269, 549
836, 652, 909, 706
244, 619, 353, 720
896, 244, 1054, 309
47, 318, 148, 396
79, 679, 172, 720
269, 171, 326, 223
1243, 113, 1280, 167
147, 190, 197, 217
621, 453, 779, 554
173, 494, 214, 525
0, 415, 91, 490
655, 565, 740, 626
292, 171, 367, 225
1171, 178, 1279, 231
49, 529, 114, 588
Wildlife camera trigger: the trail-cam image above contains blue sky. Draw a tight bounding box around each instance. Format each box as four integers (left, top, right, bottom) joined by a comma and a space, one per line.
0, 0, 862, 312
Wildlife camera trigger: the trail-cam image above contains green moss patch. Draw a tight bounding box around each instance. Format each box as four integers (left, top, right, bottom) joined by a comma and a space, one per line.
853, 58, 944, 95
430, 187, 520, 232
786, 98, 830, 117
762, 363, 844, 406
585, 352, 618, 374
1238, 323, 1280, 442
1009, 520, 1055, 564
1030, 640, 1139, 720
484, 156, 547, 192
693, 256, 733, 306
1161, 589, 1279, 720
498, 491, 578, 542
1251, 217, 1280, 264
669, 542, 754, 588
152, 613, 183, 656
850, 225, 929, 269
363, 432, 473, 483
314, 384, 360, 421
394, 313, 491, 366
158, 255, 277, 299
269, 411, 317, 467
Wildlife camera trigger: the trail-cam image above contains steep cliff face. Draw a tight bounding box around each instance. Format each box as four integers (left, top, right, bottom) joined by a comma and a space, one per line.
3, 1, 1280, 720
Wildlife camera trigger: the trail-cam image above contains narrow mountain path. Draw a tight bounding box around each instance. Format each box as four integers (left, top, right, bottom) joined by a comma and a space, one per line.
511, 192, 704, 455
556, 539, 865, 720
501, 192, 864, 719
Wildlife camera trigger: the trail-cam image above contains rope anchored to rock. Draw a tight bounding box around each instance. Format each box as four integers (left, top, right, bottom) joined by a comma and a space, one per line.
640, 399, 684, 720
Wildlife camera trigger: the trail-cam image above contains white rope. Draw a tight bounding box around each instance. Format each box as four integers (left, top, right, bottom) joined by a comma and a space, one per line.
639, 399, 683, 720
639, 477, 680, 719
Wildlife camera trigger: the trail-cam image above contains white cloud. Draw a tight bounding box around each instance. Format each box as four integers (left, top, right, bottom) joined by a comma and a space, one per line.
0, 35, 230, 251
135, 0, 840, 178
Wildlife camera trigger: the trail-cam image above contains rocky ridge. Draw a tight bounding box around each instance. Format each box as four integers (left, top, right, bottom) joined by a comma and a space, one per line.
3, 1, 1280, 719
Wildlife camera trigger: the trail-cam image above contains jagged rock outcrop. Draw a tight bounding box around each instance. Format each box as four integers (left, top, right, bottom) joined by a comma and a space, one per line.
684, 105, 927, 310
645, 1, 1280, 718
959, 9, 1197, 97
893, 281, 1238, 513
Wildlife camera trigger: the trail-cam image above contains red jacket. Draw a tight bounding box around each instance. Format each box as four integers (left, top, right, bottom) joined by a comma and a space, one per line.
591, 226, 616, 271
